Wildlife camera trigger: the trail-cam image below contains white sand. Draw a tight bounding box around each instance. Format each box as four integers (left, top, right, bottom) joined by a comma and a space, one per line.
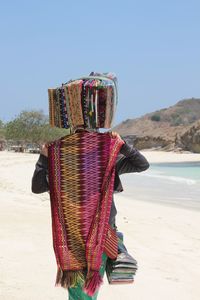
142, 150, 200, 163
0, 151, 200, 300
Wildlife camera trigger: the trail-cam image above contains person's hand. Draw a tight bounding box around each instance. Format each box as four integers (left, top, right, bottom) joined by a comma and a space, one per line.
40, 144, 48, 157
109, 131, 124, 143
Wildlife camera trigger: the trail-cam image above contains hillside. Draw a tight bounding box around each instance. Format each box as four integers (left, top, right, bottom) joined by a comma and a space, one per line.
177, 120, 200, 153
114, 98, 200, 152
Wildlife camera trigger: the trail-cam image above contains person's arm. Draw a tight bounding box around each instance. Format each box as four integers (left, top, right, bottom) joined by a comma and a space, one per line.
31, 145, 49, 194
116, 142, 150, 175
110, 131, 149, 175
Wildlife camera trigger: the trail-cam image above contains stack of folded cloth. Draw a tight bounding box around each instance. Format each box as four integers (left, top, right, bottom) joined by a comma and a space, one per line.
106, 232, 138, 284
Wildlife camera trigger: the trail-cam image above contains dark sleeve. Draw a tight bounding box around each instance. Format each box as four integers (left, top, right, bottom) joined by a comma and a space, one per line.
31, 154, 49, 194
116, 142, 150, 175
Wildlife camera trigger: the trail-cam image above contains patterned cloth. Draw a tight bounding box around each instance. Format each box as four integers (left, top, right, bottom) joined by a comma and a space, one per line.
68, 253, 107, 300
48, 74, 117, 129
48, 131, 124, 296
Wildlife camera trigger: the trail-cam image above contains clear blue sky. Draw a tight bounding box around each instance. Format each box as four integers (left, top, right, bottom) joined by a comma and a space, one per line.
0, 0, 200, 126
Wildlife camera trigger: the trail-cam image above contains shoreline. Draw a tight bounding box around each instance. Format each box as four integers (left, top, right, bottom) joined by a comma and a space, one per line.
2, 148, 200, 163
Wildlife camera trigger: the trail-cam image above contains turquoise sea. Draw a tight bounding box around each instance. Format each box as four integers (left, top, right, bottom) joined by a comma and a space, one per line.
121, 162, 200, 210
148, 161, 200, 183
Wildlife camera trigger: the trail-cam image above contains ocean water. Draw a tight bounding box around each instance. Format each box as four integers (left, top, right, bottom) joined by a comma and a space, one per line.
148, 162, 200, 184
120, 162, 200, 210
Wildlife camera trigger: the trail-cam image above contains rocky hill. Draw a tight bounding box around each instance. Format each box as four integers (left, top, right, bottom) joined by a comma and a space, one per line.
113, 98, 200, 152
176, 120, 200, 153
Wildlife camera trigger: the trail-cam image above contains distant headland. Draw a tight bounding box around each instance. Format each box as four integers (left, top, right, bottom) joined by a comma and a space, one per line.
113, 98, 200, 153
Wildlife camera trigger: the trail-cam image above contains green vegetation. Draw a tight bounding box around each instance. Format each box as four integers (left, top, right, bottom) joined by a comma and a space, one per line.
3, 110, 69, 146
0, 119, 4, 129
0, 119, 5, 140
151, 114, 161, 122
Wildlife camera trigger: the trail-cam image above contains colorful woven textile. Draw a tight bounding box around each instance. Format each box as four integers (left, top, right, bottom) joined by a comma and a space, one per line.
68, 253, 107, 300
48, 131, 124, 296
48, 73, 117, 129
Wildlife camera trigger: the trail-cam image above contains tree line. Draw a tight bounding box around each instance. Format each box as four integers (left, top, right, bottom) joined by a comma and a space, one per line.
0, 110, 69, 147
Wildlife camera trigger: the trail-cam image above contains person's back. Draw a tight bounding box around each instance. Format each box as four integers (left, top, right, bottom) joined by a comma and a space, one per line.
32, 72, 149, 299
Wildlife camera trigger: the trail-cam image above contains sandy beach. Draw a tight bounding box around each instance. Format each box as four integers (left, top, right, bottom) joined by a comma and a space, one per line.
0, 150, 200, 300
141, 150, 200, 163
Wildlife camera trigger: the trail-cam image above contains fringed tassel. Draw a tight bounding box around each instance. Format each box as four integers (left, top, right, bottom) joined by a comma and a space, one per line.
55, 267, 63, 286
55, 267, 85, 289
84, 271, 103, 296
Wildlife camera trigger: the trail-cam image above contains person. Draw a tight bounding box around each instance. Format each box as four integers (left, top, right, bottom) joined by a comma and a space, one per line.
32, 130, 149, 299
32, 132, 149, 226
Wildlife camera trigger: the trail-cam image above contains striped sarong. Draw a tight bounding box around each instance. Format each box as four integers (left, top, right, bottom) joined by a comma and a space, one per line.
48, 131, 123, 296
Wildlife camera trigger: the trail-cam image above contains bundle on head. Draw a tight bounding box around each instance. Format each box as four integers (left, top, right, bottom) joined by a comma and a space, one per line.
48, 72, 118, 130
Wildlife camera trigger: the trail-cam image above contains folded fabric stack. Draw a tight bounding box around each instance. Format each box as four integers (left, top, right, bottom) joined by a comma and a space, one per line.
106, 232, 138, 284
48, 73, 118, 129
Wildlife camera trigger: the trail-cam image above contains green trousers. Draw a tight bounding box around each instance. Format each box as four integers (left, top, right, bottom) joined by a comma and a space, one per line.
68, 253, 107, 300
